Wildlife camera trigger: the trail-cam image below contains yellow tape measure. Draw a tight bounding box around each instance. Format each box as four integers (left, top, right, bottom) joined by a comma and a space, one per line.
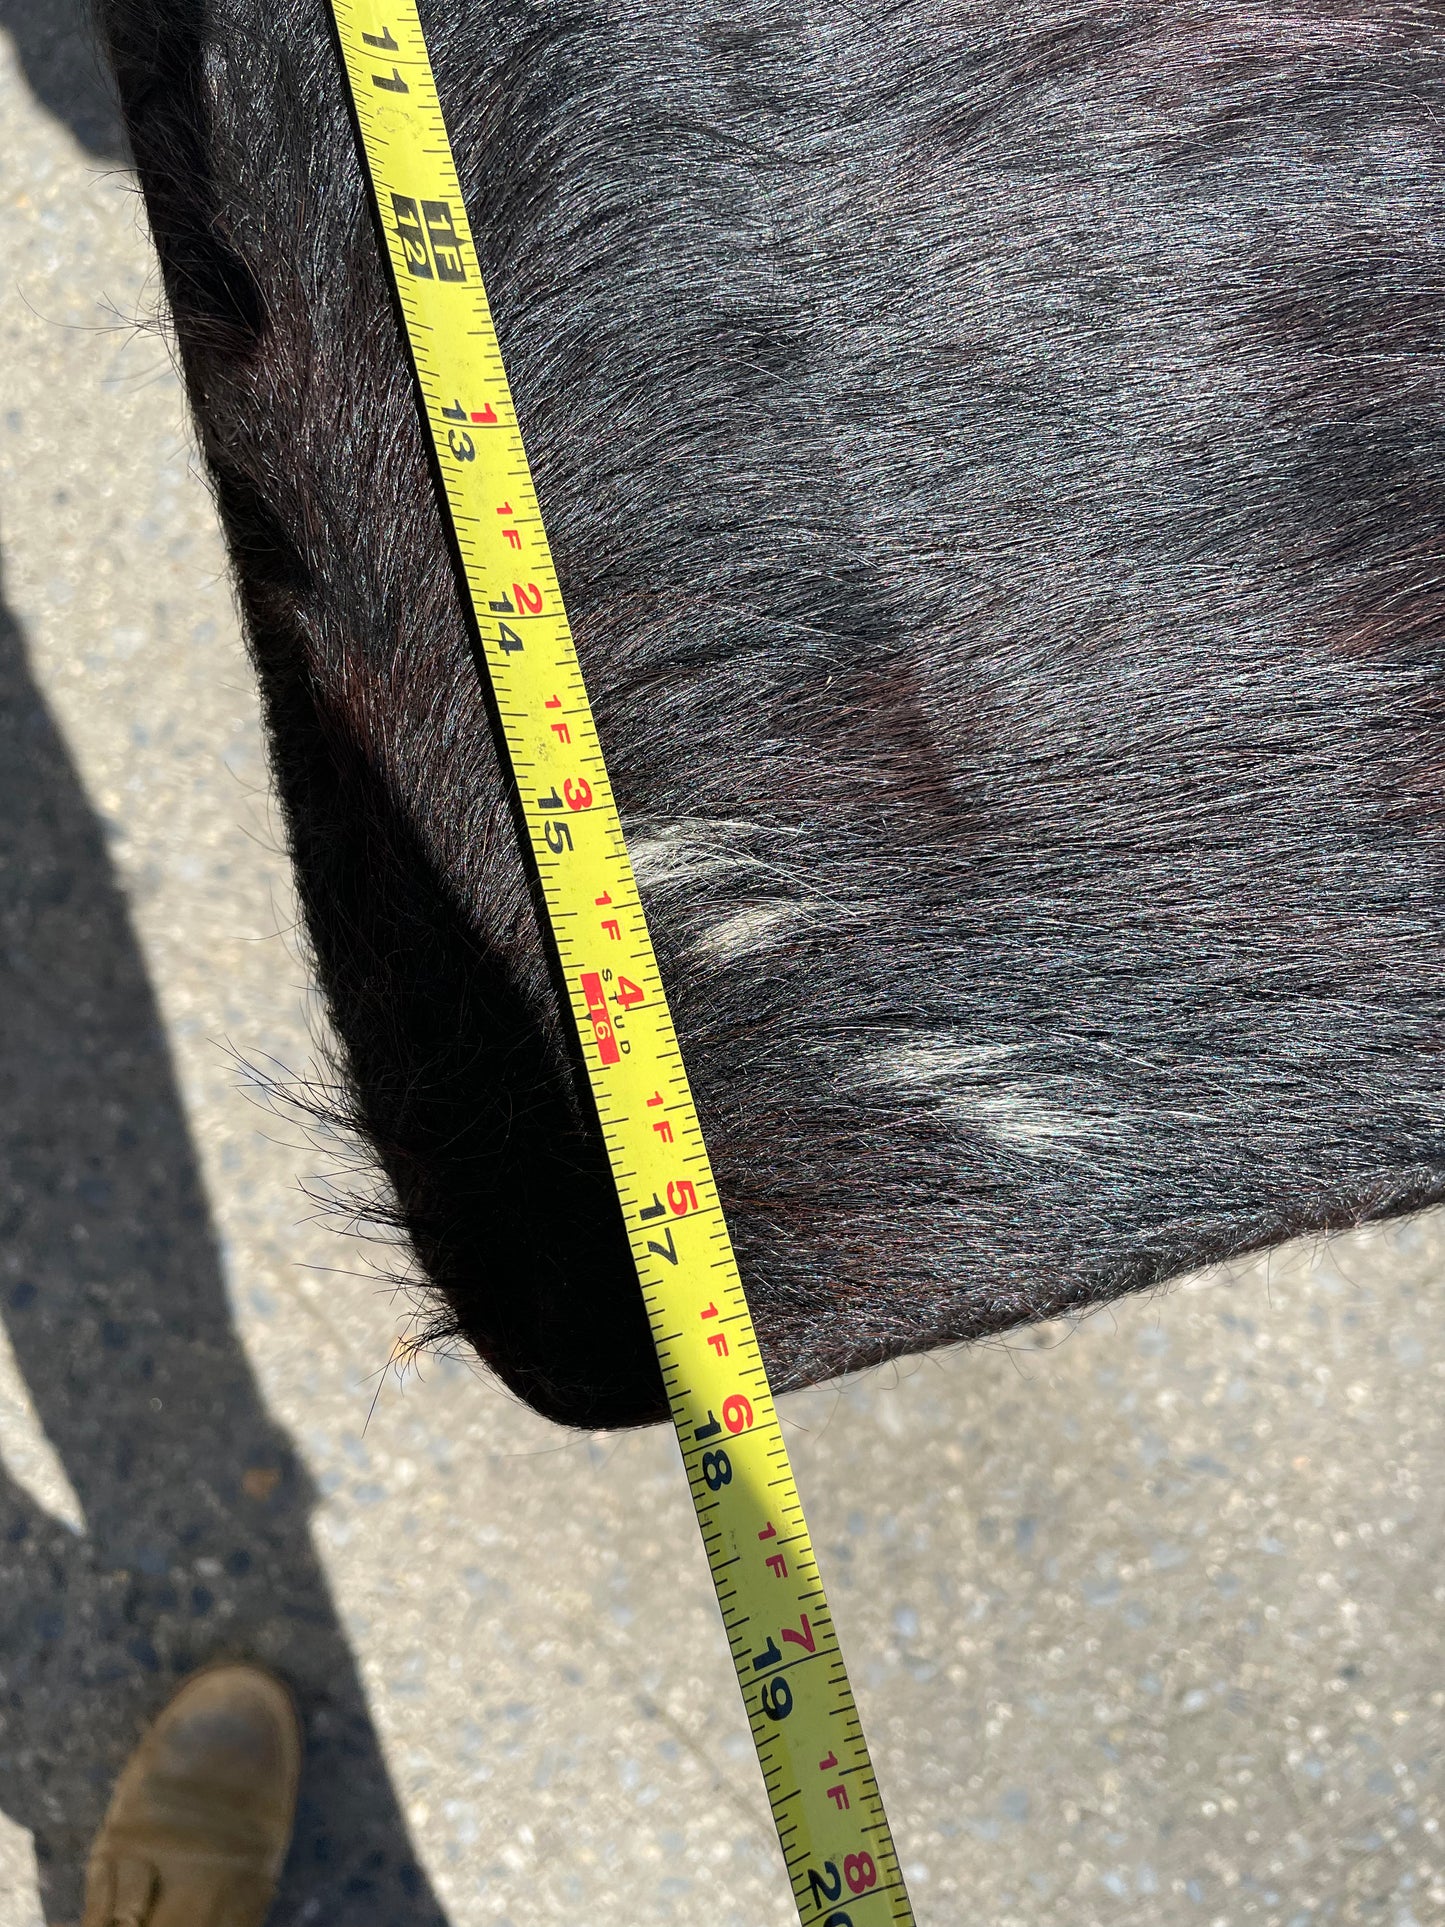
330, 8, 914, 1920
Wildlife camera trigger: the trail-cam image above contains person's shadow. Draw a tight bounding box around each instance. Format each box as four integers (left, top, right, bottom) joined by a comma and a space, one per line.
0, 9, 448, 1925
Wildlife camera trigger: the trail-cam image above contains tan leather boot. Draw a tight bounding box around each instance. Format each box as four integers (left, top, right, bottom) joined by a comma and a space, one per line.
81, 1665, 301, 1927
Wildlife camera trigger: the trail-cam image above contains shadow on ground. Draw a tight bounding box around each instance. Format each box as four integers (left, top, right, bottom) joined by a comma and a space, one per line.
0, 7, 449, 1921
0, 555, 446, 1927
0, 0, 127, 162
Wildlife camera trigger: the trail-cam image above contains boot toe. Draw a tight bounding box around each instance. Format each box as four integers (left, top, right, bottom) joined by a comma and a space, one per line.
82, 1665, 301, 1927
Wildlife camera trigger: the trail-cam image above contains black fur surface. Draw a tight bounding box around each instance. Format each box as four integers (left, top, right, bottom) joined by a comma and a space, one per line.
97, 0, 1445, 1426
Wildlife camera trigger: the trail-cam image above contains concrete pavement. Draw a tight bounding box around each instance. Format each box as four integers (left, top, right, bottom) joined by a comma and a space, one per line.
1, 9, 1442, 1923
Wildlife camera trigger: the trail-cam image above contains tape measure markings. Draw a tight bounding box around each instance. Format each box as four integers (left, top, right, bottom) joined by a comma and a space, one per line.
331, 9, 915, 1923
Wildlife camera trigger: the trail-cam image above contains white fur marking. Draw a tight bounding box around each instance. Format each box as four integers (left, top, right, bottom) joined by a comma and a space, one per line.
692, 899, 816, 962
625, 817, 806, 893
945, 1087, 1114, 1150
626, 820, 770, 889
857, 1034, 1126, 1154
869, 1040, 1018, 1084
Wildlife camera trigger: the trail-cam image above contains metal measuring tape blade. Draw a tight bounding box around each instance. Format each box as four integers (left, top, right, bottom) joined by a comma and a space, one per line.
330, 8, 915, 1920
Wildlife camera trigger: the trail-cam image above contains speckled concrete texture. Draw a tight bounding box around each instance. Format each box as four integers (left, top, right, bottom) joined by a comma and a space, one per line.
1, 8, 1443, 1925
